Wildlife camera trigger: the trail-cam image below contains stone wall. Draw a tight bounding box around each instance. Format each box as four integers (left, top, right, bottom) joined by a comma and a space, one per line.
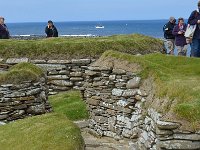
1, 57, 200, 149
1, 58, 95, 95
83, 65, 200, 150
0, 77, 51, 122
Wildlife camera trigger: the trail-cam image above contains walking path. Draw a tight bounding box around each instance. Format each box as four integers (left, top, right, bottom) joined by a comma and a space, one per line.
75, 120, 136, 150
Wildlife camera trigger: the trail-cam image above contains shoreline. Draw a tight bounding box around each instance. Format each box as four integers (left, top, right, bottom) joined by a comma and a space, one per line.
10, 34, 99, 40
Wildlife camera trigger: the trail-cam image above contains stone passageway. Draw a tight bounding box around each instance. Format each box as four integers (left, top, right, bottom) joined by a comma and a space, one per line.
75, 120, 136, 150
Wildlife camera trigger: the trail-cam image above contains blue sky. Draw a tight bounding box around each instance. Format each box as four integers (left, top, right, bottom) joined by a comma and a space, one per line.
1, 0, 198, 23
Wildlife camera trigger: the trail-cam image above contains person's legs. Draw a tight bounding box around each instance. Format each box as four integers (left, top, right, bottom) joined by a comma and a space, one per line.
167, 39, 175, 55
182, 45, 188, 56
197, 39, 200, 57
176, 46, 183, 56
191, 39, 200, 57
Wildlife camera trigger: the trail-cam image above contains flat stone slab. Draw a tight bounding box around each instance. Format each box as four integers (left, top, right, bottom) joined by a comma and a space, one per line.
30, 60, 47, 64
36, 64, 66, 71
74, 120, 89, 129
126, 77, 141, 89
82, 128, 132, 150
71, 59, 91, 64
47, 60, 71, 64
49, 80, 73, 87
6, 58, 29, 64
112, 88, 124, 97
88, 66, 112, 71
173, 133, 200, 141
158, 140, 200, 150
157, 120, 180, 130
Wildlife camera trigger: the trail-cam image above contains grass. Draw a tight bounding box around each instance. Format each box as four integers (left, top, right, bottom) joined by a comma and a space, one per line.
0, 90, 88, 150
102, 50, 200, 129
0, 62, 44, 84
0, 114, 85, 150
0, 34, 163, 59
49, 90, 89, 121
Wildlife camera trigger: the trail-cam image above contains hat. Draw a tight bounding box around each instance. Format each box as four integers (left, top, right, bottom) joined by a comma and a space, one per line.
0, 16, 4, 20
169, 17, 176, 22
48, 20, 53, 24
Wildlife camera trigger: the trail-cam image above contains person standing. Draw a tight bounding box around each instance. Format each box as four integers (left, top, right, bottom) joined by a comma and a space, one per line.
173, 18, 188, 56
163, 17, 176, 55
188, 1, 200, 57
45, 20, 58, 38
0, 16, 10, 39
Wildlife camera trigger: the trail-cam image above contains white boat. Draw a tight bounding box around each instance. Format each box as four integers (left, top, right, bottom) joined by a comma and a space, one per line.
95, 25, 104, 29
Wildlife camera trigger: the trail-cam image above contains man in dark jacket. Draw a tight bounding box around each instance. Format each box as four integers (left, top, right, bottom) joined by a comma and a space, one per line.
188, 1, 200, 57
45, 20, 58, 38
173, 18, 188, 56
163, 17, 176, 55
0, 17, 10, 39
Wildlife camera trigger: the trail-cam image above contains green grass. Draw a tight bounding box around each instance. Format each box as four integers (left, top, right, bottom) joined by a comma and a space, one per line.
102, 50, 200, 129
0, 62, 44, 84
49, 91, 89, 121
0, 114, 85, 150
0, 90, 88, 150
0, 34, 163, 59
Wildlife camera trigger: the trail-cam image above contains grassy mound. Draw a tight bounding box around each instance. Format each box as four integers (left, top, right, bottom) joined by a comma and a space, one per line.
49, 91, 89, 121
0, 34, 163, 59
0, 62, 44, 84
102, 50, 200, 130
0, 114, 85, 150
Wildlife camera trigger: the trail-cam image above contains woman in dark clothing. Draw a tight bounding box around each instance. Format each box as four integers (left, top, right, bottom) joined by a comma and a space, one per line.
0, 17, 10, 39
45, 20, 58, 38
188, 1, 200, 57
172, 18, 188, 56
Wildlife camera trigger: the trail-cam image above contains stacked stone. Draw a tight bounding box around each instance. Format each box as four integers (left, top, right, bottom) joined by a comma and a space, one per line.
34, 59, 92, 95
3, 58, 94, 95
136, 108, 200, 150
84, 66, 148, 140
84, 66, 200, 150
0, 77, 51, 122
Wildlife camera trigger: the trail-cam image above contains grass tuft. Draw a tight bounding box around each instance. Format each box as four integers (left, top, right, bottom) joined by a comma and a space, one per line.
0, 62, 44, 84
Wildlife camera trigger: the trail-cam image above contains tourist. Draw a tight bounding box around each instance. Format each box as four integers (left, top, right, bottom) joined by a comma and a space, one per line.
188, 1, 200, 57
0, 16, 10, 39
172, 18, 188, 56
163, 17, 176, 55
45, 20, 58, 38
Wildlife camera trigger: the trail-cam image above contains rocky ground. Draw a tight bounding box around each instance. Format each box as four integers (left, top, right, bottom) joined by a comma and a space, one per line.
75, 120, 136, 150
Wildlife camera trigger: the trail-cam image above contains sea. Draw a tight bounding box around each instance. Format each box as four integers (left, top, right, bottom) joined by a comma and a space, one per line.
7, 20, 166, 38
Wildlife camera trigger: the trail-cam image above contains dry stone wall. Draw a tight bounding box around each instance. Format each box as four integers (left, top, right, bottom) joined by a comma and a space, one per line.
83, 65, 200, 150
0, 77, 51, 122
1, 57, 200, 149
1, 58, 95, 95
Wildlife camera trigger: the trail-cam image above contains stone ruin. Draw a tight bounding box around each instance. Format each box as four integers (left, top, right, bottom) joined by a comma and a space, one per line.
0, 57, 200, 150
0, 76, 51, 122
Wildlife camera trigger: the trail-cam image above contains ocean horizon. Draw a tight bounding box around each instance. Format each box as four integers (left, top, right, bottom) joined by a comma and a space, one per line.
6, 20, 171, 38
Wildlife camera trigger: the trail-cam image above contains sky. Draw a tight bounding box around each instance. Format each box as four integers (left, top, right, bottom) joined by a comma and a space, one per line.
0, 0, 198, 23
